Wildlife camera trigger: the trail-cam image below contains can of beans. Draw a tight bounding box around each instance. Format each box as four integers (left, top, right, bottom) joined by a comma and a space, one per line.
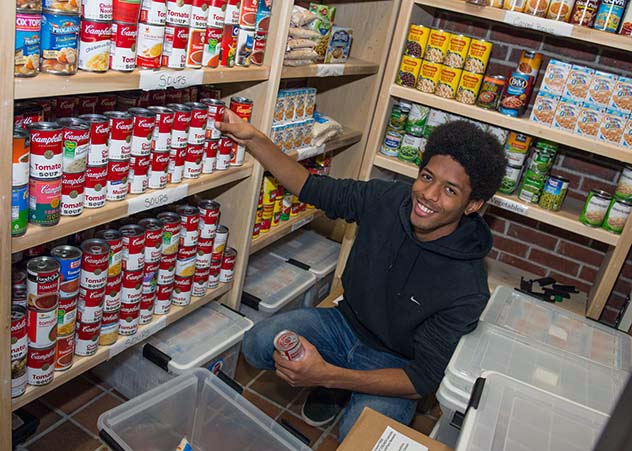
141, 0, 167, 24
27, 345, 56, 385
80, 239, 109, 290
162, 24, 188, 69
147, 150, 170, 189
215, 136, 232, 171
444, 34, 471, 69
202, 26, 222, 68
59, 117, 90, 174
105, 158, 130, 201
27, 256, 60, 312
202, 138, 218, 174
27, 306, 58, 349
109, 21, 138, 71
198, 199, 221, 238
424, 29, 450, 64
12, 185, 29, 237
194, 237, 214, 268
104, 111, 133, 160
177, 205, 200, 246
12, 306, 28, 361
12, 352, 28, 397
95, 229, 124, 276
104, 272, 123, 312
499, 72, 534, 117
219, 247, 236, 283
128, 154, 150, 194
78, 19, 112, 72
74, 319, 101, 356
154, 283, 173, 314
121, 269, 143, 304
476, 75, 506, 110
129, 107, 156, 157
15, 12, 42, 78
30, 122, 63, 179
436, 66, 462, 99
157, 211, 181, 254
13, 129, 30, 187
171, 274, 193, 306
120, 224, 146, 271
211, 224, 228, 259
84, 164, 108, 208
51, 245, 82, 297
464, 39, 492, 74
40, 11, 80, 75
147, 106, 174, 151
167, 103, 192, 149
404, 24, 429, 59
185, 102, 207, 144
185, 27, 205, 68
118, 301, 140, 335
201, 98, 224, 140
136, 22, 165, 69
99, 309, 119, 345
78, 114, 109, 166
57, 293, 78, 336
274, 330, 305, 361
456, 71, 484, 105
139, 218, 164, 264
183, 144, 204, 178
158, 251, 177, 284
229, 97, 252, 166
220, 24, 238, 67
29, 177, 62, 226
166, 0, 192, 25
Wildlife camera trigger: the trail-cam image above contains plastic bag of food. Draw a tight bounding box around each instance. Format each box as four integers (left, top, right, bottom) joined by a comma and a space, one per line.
291, 5, 319, 27
285, 48, 319, 60
312, 112, 343, 142
288, 27, 322, 40
284, 59, 315, 67
309, 3, 337, 61
287, 38, 318, 50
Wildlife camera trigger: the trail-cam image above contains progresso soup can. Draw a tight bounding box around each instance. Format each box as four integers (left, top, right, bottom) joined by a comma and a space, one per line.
40, 10, 80, 75
15, 11, 42, 78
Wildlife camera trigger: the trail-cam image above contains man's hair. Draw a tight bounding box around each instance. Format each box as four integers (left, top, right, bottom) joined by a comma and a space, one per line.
420, 120, 507, 202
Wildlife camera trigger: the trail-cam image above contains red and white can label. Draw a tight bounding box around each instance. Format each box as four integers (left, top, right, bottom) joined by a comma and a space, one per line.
139, 306, 154, 325
216, 136, 232, 170
61, 126, 90, 174
207, 0, 226, 27
106, 159, 130, 201
186, 27, 205, 68
238, 0, 257, 28
74, 320, 101, 356
78, 20, 112, 73
131, 114, 155, 157
202, 138, 218, 174
219, 249, 236, 283
118, 301, 140, 336
154, 283, 173, 314
57, 294, 78, 336
171, 108, 191, 148
166, 0, 192, 25
81, 252, 109, 290
136, 23, 165, 69
187, 107, 207, 144
176, 245, 196, 277
157, 252, 177, 284
27, 345, 56, 385
183, 143, 204, 179
151, 109, 174, 152
198, 202, 220, 238
142, 267, 158, 294
205, 102, 224, 139
162, 24, 188, 69
148, 150, 170, 189
110, 22, 138, 72
128, 154, 150, 194
27, 307, 58, 349
107, 113, 133, 160
26, 264, 60, 311
192, 265, 210, 290
61, 171, 86, 216
104, 273, 123, 312
56, 98, 79, 120
121, 269, 143, 303
220, 24, 238, 68
168, 146, 187, 183
140, 292, 156, 320
141, 0, 167, 25
102, 309, 119, 326
190, 0, 210, 28
86, 119, 109, 166
99, 232, 123, 277
77, 292, 104, 323
122, 231, 145, 271
195, 240, 213, 268
207, 258, 221, 288
30, 127, 63, 179
143, 229, 163, 264
224, 0, 239, 25
11, 308, 28, 361
148, 90, 167, 106
84, 164, 108, 209
202, 26, 222, 68
55, 333, 75, 371
171, 275, 192, 306
82, 0, 114, 21
179, 215, 199, 246
97, 95, 117, 113
78, 95, 99, 116
159, 220, 181, 256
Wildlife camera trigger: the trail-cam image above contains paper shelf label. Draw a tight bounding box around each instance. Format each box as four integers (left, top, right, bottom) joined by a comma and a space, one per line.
489, 196, 529, 215
139, 69, 204, 91
315, 64, 346, 77
503, 11, 573, 37
127, 184, 189, 215
291, 214, 315, 232
108, 316, 167, 359
296, 144, 326, 161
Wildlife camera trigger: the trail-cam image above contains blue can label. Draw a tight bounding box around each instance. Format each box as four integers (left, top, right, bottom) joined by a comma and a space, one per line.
56, 254, 82, 287
40, 12, 79, 74
594, 0, 628, 33
499, 72, 533, 117
15, 12, 41, 77
11, 185, 29, 237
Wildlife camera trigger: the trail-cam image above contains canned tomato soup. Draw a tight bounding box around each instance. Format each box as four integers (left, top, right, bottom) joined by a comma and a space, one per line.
171, 274, 193, 306
95, 229, 124, 276
154, 283, 173, 314
79, 114, 109, 166
274, 330, 305, 361
129, 107, 156, 157
27, 344, 56, 385
30, 122, 63, 179
74, 319, 101, 356
201, 98, 224, 139
118, 301, 140, 336
40, 11, 80, 75
184, 144, 204, 178
148, 150, 170, 189
120, 224, 146, 271
51, 245, 82, 297
11, 306, 28, 362
203, 138, 218, 173
83, 164, 107, 208
148, 106, 174, 151
29, 177, 62, 226
216, 135, 232, 170
15, 12, 42, 78
229, 97, 252, 166
186, 101, 208, 145
109, 21, 138, 72
104, 273, 123, 311
192, 267, 210, 297
198, 199, 220, 238
141, 0, 166, 24
55, 333, 75, 371
177, 205, 200, 246
27, 256, 60, 311
78, 19, 112, 72
58, 117, 90, 173
158, 252, 177, 284
218, 246, 236, 283
80, 238, 110, 289
128, 154, 150, 194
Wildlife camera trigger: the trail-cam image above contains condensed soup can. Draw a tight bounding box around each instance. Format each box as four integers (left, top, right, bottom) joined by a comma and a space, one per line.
106, 158, 130, 200
82, 0, 113, 20
30, 122, 63, 179
56, 293, 78, 336
167, 103, 192, 149
136, 22, 165, 69
220, 24, 238, 67
162, 23, 189, 69
83, 164, 107, 208
118, 300, 140, 335
158, 252, 177, 284
27, 345, 56, 385
29, 177, 62, 226
139, 218, 164, 264
274, 330, 305, 361
207, 0, 225, 28
176, 245, 196, 277
191, 0, 210, 27
195, 238, 213, 268
177, 205, 200, 246
99, 309, 120, 345
15, 12, 41, 78
166, 0, 192, 25
13, 269, 28, 308
12, 306, 29, 361
128, 155, 150, 194
78, 19, 112, 72
154, 283, 173, 314
129, 107, 156, 157
229, 97, 252, 166
171, 274, 193, 306
148, 106, 174, 151
139, 292, 156, 324
58, 117, 90, 174
201, 98, 224, 139
51, 245, 82, 297
79, 114, 110, 166
148, 150, 170, 189
40, 11, 80, 75
74, 319, 101, 356
95, 229, 124, 276
186, 27, 205, 68
186, 102, 208, 144
80, 239, 110, 290
113, 0, 141, 22
121, 269, 143, 303
141, 0, 167, 24
55, 332, 75, 371
216, 135, 232, 170
202, 26, 223, 68
120, 224, 146, 271
12, 352, 28, 397
157, 211, 181, 254
219, 246, 236, 282
109, 21, 138, 71
13, 129, 30, 187
104, 272, 123, 311
12, 185, 29, 237
105, 111, 133, 160
198, 199, 220, 238
27, 306, 58, 349
184, 144, 204, 178
27, 256, 60, 311
168, 146, 187, 183
207, 258, 221, 288
211, 224, 228, 259
203, 138, 218, 173
192, 267, 210, 297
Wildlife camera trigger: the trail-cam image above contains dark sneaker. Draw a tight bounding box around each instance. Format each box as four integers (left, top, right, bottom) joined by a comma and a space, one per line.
300, 387, 349, 427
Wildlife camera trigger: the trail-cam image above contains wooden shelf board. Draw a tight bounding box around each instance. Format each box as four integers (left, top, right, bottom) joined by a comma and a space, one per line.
281, 58, 379, 79
250, 209, 325, 255
374, 154, 619, 246
11, 282, 232, 411
12, 162, 253, 253
390, 85, 632, 164
286, 128, 363, 160
14, 66, 271, 100
414, 0, 632, 53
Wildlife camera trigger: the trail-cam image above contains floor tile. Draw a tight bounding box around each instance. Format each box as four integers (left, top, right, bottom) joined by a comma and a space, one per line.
287, 389, 309, 415
234, 353, 262, 387
28, 421, 100, 451
277, 411, 325, 447
243, 389, 283, 420
42, 376, 104, 415
249, 370, 303, 408
411, 413, 437, 436
83, 371, 112, 390
316, 434, 340, 451
20, 399, 63, 437
72, 394, 123, 436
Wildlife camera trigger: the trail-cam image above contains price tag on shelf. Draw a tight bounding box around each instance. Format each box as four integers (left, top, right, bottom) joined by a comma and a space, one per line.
108, 316, 167, 359
296, 144, 326, 161
127, 184, 189, 215
315, 64, 346, 77
489, 195, 529, 215
503, 11, 573, 37
139, 69, 204, 91
291, 214, 315, 232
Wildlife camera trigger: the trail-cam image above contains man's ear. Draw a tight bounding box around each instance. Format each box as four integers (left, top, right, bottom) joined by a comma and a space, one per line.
464, 199, 485, 215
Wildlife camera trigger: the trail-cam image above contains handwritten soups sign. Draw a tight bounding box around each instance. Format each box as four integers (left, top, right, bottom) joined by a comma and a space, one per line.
139, 69, 204, 90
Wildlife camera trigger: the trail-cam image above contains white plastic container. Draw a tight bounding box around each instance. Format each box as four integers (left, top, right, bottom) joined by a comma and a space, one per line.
456, 371, 608, 451
482, 286, 632, 370
93, 303, 253, 400
434, 380, 467, 448
268, 229, 340, 304
98, 368, 311, 451
240, 250, 316, 324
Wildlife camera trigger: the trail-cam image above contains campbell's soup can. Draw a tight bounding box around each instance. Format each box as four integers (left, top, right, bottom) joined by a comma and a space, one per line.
192, 266, 210, 296
203, 138, 218, 173
61, 170, 85, 216
143, 262, 159, 293
128, 154, 150, 194
216, 135, 232, 170
211, 224, 228, 258
95, 229, 124, 276
105, 111, 133, 160
54, 332, 75, 371
55, 98, 79, 121
171, 274, 192, 306
166, 0, 192, 25
139, 218, 164, 264
201, 98, 225, 139
82, 0, 113, 20
12, 352, 28, 397
118, 301, 140, 335
77, 286, 105, 323
27, 306, 58, 349
13, 128, 30, 187
198, 199, 220, 237
183, 144, 204, 178
183, 102, 206, 145
106, 158, 130, 200
58, 117, 90, 174
17, 101, 45, 128
30, 122, 63, 179
120, 224, 146, 271
154, 283, 173, 314
195, 237, 214, 268
99, 309, 119, 345
129, 107, 156, 157
158, 251, 177, 284
29, 177, 62, 226
104, 272, 123, 311
167, 103, 192, 148
176, 245, 196, 277
238, 0, 257, 27
157, 211, 181, 254
148, 106, 174, 151
27, 345, 56, 385
74, 319, 101, 356
148, 150, 170, 189
186, 27, 205, 68
79, 114, 110, 166
251, 29, 267, 66
26, 256, 60, 311
162, 24, 189, 69
57, 293, 78, 336
207, 258, 221, 288
97, 95, 117, 114
141, 0, 167, 24
112, 0, 141, 22
110, 21, 138, 71
177, 205, 200, 245
218, 246, 236, 282
51, 245, 82, 297
77, 95, 99, 116
80, 239, 110, 289
190, 0, 210, 27
84, 164, 108, 208
224, 0, 239, 24
207, 0, 226, 27
220, 24, 238, 67
78, 19, 112, 73
139, 296, 155, 325
11, 306, 28, 361
229, 97, 252, 166
202, 26, 222, 68
136, 22, 165, 69
121, 269, 143, 303
168, 146, 187, 183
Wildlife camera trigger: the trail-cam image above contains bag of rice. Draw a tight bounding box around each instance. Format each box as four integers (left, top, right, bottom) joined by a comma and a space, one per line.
291, 5, 319, 27
288, 27, 322, 40
287, 38, 318, 50
285, 48, 319, 60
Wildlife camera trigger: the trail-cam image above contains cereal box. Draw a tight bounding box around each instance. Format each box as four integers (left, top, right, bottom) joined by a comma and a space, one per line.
598, 108, 628, 144
304, 87, 317, 118
324, 26, 353, 64
621, 118, 632, 149
273, 90, 286, 124
284, 89, 297, 123
575, 103, 605, 139
540, 59, 572, 96
586, 70, 617, 107
529, 92, 560, 127
610, 76, 632, 114
270, 124, 282, 146
553, 97, 582, 132
294, 88, 306, 121
563, 65, 595, 102
302, 118, 315, 147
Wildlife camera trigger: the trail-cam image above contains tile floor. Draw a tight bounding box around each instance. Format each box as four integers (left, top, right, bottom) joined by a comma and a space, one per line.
14, 354, 442, 450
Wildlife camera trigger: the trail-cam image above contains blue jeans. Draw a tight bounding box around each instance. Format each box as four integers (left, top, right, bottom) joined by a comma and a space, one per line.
241, 307, 417, 441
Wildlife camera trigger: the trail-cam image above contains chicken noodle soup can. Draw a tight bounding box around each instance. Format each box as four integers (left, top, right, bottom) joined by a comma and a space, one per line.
274, 330, 305, 361
15, 12, 41, 78
74, 319, 101, 356
78, 19, 112, 72
29, 177, 62, 226
128, 154, 150, 194
105, 111, 133, 160
104, 273, 123, 312
27, 345, 56, 385
580, 189, 612, 227
82, 0, 113, 20
136, 22, 165, 69
129, 107, 156, 157
40, 11, 80, 75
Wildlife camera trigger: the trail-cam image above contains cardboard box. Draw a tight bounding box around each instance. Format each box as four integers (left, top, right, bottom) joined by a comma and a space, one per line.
338, 407, 453, 451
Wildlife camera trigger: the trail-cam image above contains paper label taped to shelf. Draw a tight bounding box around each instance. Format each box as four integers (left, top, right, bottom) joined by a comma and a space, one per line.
127, 184, 189, 215
503, 11, 573, 37
139, 69, 204, 91
489, 195, 529, 215
296, 144, 326, 161
371, 426, 428, 451
291, 214, 315, 232
108, 316, 167, 359
315, 64, 346, 77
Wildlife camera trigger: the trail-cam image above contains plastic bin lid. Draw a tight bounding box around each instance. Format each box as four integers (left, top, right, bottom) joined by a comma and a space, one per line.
446, 322, 628, 415
436, 379, 468, 415
97, 369, 311, 451
456, 371, 608, 451
147, 303, 253, 374
268, 229, 340, 278
243, 251, 316, 313
481, 286, 632, 370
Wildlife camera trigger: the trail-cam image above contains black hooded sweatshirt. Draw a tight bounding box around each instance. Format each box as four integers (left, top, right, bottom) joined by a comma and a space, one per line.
299, 174, 492, 396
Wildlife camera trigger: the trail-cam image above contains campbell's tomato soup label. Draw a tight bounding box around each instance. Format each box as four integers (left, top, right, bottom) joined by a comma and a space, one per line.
149, 107, 174, 151
166, 0, 192, 25
55, 333, 75, 371
78, 20, 112, 72
30, 125, 63, 179
118, 301, 140, 335
141, 0, 167, 24
183, 144, 204, 178
110, 22, 138, 71
74, 320, 101, 356
11, 307, 28, 361
82, 0, 114, 21
121, 269, 143, 304
192, 270, 209, 297
190, 0, 210, 28
61, 171, 86, 216
170, 107, 191, 148
207, 0, 226, 28
187, 104, 207, 144
186, 27, 205, 68
81, 116, 110, 166
207, 258, 221, 288
84, 164, 108, 208
77, 290, 104, 323
128, 154, 150, 194
121, 227, 146, 271
203, 138, 218, 173
104, 273, 123, 311
80, 253, 108, 290
171, 275, 192, 306
168, 147, 186, 183
27, 345, 56, 385
106, 111, 133, 159
154, 283, 173, 314
106, 158, 130, 201
157, 252, 177, 284
136, 23, 165, 69
27, 307, 58, 349
29, 178, 62, 226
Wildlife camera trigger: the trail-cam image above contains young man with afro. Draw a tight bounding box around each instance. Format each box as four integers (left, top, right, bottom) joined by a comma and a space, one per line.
216, 112, 507, 441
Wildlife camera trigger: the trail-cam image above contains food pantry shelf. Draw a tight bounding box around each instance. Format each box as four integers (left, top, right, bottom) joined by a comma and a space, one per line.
11, 282, 232, 411
249, 209, 325, 254
286, 127, 363, 160
374, 154, 620, 245
390, 85, 632, 164
14, 66, 271, 100
414, 0, 632, 53
12, 162, 254, 253
280, 58, 380, 79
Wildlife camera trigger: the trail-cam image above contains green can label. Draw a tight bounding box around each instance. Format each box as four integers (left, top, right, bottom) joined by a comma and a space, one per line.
603, 198, 632, 234
398, 134, 423, 162
12, 185, 28, 237
615, 166, 632, 201
405, 103, 429, 137
499, 165, 522, 195
580, 191, 611, 227
29, 178, 61, 226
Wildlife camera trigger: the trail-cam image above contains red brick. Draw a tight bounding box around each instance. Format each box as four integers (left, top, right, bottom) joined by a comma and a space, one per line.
529, 249, 580, 276
557, 242, 605, 267
490, 44, 509, 61
589, 240, 610, 253
566, 190, 585, 201
579, 266, 598, 282
537, 223, 592, 246
621, 261, 632, 279
493, 236, 529, 257
547, 271, 592, 294
599, 49, 632, 74
607, 293, 628, 311
440, 14, 490, 39
561, 155, 620, 182
498, 253, 548, 277
488, 249, 499, 260
600, 306, 620, 326
488, 206, 540, 229
490, 25, 542, 48
507, 223, 558, 250
542, 36, 600, 63
484, 214, 507, 233
614, 278, 632, 295
486, 62, 514, 79
580, 179, 616, 196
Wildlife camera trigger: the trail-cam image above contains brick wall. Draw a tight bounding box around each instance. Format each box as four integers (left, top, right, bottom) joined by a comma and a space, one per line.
432, 12, 632, 327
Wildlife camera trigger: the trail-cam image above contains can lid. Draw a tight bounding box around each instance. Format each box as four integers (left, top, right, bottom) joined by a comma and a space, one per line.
176, 205, 200, 216
147, 106, 175, 115
81, 238, 110, 255
198, 199, 221, 210
78, 114, 109, 123
184, 102, 207, 110
27, 256, 60, 273
200, 98, 226, 106
490, 75, 506, 80
95, 229, 123, 241
591, 189, 613, 199
223, 247, 237, 257
230, 96, 253, 105
42, 8, 81, 16
13, 128, 29, 138
128, 107, 157, 118
29, 121, 62, 131
166, 103, 193, 112
138, 217, 164, 230
104, 111, 132, 120
119, 224, 146, 236
216, 224, 229, 234
156, 211, 181, 223
58, 117, 90, 129
51, 245, 82, 260
614, 196, 632, 206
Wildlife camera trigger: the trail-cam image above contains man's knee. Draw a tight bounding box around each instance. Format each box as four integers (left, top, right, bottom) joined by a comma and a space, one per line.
241, 323, 275, 370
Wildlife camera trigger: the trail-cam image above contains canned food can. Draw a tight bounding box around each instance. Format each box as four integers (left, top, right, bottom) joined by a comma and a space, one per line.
547, 0, 574, 21
162, 24, 188, 69
615, 165, 632, 200
54, 333, 75, 371
30, 122, 63, 179
216, 136, 232, 170
15, 12, 41, 78
11, 353, 28, 397
504, 0, 528, 11
17, 101, 45, 128
251, 28, 267, 66
51, 245, 82, 297
141, 0, 166, 24
112, 0, 141, 21
517, 50, 543, 78
404, 24, 429, 59
11, 306, 28, 361
95, 229, 123, 276
158, 252, 177, 284
207, 0, 225, 27
235, 27, 254, 67
380, 128, 403, 157
499, 72, 534, 117
27, 256, 60, 312
147, 151, 170, 189
186, 27, 205, 68
104, 272, 123, 311
211, 224, 228, 258
27, 344, 56, 385
476, 75, 506, 110
129, 107, 156, 157
82, 0, 113, 20
40, 11, 80, 75
194, 238, 213, 268
183, 144, 204, 178
274, 330, 305, 361
518, 176, 545, 204
157, 211, 181, 254
13, 129, 30, 187
171, 274, 193, 306
436, 66, 463, 99
74, 319, 101, 356
570, 0, 601, 27
96, 95, 116, 114
202, 26, 222, 67
154, 283, 173, 314
396, 55, 422, 88
404, 104, 429, 137
139, 294, 155, 325
13, 269, 28, 308
78, 19, 112, 72
109, 21, 138, 71
143, 262, 159, 293
27, 307, 58, 349
185, 102, 207, 145
99, 309, 119, 345
83, 164, 107, 208
192, 267, 210, 297
201, 98, 224, 140
12, 185, 29, 237
176, 246, 197, 278
80, 239, 109, 290
77, 95, 99, 116
118, 301, 140, 336
166, 0, 192, 25
167, 103, 192, 150
57, 294, 77, 336
203, 138, 218, 173
425, 29, 450, 64
54, 98, 79, 120
120, 224, 146, 271
177, 205, 200, 246
78, 114, 109, 166
456, 71, 484, 105
464, 39, 492, 74
621, 0, 632, 34
398, 134, 423, 163
148, 106, 174, 152
105, 111, 133, 160
59, 117, 90, 174
120, 269, 143, 303
524, 0, 551, 16
416, 60, 440, 94
445, 34, 471, 69
29, 177, 62, 226
603, 196, 632, 234
105, 159, 130, 201
198, 199, 220, 238
539, 175, 569, 211
220, 23, 238, 67
128, 154, 150, 194
218, 247, 236, 283
138, 218, 164, 264
136, 22, 165, 69
229, 97, 252, 166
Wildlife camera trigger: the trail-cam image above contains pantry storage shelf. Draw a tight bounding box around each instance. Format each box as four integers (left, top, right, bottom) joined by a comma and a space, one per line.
14, 66, 271, 100
414, 0, 632, 53
280, 58, 380, 79
390, 85, 632, 164
11, 282, 232, 411
250, 209, 325, 255
286, 128, 363, 160
12, 162, 254, 253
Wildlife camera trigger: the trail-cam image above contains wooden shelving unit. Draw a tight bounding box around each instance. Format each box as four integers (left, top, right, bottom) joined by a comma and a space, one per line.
286, 127, 363, 161
281, 57, 379, 79
250, 210, 325, 255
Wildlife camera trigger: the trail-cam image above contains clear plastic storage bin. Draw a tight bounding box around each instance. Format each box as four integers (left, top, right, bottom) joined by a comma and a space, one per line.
93, 303, 253, 400
98, 368, 311, 451
481, 286, 632, 370
268, 229, 340, 303
240, 250, 316, 324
